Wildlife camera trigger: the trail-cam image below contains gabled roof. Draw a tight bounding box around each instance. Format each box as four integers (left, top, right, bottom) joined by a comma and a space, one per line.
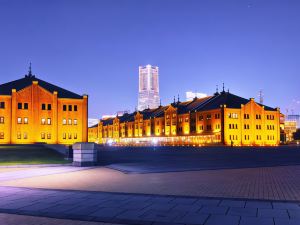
88, 123, 98, 128
0, 75, 83, 99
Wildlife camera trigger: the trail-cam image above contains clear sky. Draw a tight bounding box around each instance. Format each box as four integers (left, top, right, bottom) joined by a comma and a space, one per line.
0, 0, 299, 118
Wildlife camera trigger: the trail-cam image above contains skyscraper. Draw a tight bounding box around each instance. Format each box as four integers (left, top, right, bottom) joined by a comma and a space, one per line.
138, 65, 160, 111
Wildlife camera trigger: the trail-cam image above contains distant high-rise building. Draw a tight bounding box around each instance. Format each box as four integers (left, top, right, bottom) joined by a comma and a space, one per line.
138, 65, 160, 111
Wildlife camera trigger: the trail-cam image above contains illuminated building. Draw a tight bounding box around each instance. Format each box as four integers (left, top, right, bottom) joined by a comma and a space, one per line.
0, 66, 88, 144
89, 88, 281, 146
284, 121, 297, 142
138, 65, 160, 111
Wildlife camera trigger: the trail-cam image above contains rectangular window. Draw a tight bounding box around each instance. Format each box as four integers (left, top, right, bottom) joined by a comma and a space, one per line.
47, 133, 51, 139
63, 133, 66, 139
68, 133, 72, 139
0, 117, 4, 124
42, 104, 46, 110
206, 114, 211, 120
18, 103, 22, 109
74, 119, 78, 125
17, 132, 21, 139
41, 118, 46, 125
63, 105, 67, 111
48, 104, 51, 110
24, 103, 28, 110
17, 117, 22, 124
47, 118, 51, 125
63, 119, 67, 125
74, 105, 78, 111
199, 115, 203, 121
68, 105, 72, 111
0, 102, 5, 109
41, 132, 45, 139
74, 133, 77, 139
0, 132, 4, 139
68, 119, 72, 125
23, 132, 28, 139
24, 117, 28, 124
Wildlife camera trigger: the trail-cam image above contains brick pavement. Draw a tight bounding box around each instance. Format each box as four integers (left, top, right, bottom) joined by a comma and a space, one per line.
0, 186, 300, 225
2, 166, 300, 201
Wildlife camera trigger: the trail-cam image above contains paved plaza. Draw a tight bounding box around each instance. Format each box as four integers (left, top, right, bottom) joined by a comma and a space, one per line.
1, 146, 300, 224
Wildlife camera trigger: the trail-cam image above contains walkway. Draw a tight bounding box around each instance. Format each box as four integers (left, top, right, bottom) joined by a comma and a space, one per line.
0, 186, 299, 225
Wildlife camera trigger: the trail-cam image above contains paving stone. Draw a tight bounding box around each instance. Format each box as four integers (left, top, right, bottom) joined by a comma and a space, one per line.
19, 202, 55, 211
0, 201, 35, 210
204, 215, 240, 225
170, 197, 198, 205
199, 206, 228, 215
176, 212, 209, 225
273, 203, 300, 210
219, 200, 245, 207
274, 218, 300, 225
258, 208, 289, 218
172, 204, 202, 213
195, 199, 220, 206
64, 205, 101, 216
99, 200, 126, 208
288, 209, 300, 219
140, 210, 185, 223
228, 207, 257, 217
239, 217, 274, 225
245, 201, 272, 209
119, 201, 152, 210
90, 207, 125, 218
43, 204, 78, 214
116, 209, 148, 220
145, 203, 176, 211
149, 197, 176, 203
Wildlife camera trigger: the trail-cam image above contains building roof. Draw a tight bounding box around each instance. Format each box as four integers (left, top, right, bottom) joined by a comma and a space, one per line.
88, 123, 98, 128
98, 90, 277, 125
0, 75, 83, 99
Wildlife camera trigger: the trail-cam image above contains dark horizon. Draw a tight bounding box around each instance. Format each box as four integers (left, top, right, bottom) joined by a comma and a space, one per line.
0, 0, 299, 118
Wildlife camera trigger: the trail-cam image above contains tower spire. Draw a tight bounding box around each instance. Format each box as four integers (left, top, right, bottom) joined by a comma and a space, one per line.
177, 94, 180, 103
222, 83, 225, 92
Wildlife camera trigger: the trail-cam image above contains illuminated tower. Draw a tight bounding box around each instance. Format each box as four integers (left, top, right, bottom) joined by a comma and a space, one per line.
138, 65, 160, 111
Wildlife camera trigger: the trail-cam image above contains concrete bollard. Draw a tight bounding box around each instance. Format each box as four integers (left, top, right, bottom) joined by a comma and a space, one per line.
72, 142, 97, 167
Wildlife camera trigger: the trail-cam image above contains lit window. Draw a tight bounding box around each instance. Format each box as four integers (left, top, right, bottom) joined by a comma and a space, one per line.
63, 133, 66, 139
17, 132, 21, 139
63, 119, 66, 125
68, 119, 72, 125
23, 133, 28, 139
0, 117, 4, 124
41, 133, 45, 139
74, 119, 77, 125
41, 118, 46, 125
74, 133, 77, 139
17, 117, 22, 124
47, 118, 51, 125
0, 132, 4, 139
47, 133, 51, 139
24, 117, 28, 124
24, 103, 28, 110
68, 133, 72, 139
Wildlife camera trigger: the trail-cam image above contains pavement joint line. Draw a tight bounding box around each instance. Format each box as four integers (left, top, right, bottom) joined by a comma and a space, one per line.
1, 185, 300, 204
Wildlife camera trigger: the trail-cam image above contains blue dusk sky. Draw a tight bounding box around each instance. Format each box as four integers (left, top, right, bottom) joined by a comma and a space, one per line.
0, 0, 299, 118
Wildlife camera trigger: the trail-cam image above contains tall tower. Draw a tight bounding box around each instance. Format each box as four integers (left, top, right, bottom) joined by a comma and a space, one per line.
138, 65, 160, 111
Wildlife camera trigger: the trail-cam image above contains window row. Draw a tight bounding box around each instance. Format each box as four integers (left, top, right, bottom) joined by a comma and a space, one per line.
266, 115, 275, 120
267, 125, 275, 130
256, 124, 262, 130
17, 132, 28, 139
229, 124, 238, 129
178, 117, 189, 123
17, 117, 28, 124
229, 135, 238, 140
41, 104, 51, 110
267, 135, 275, 140
18, 103, 28, 110
62, 133, 78, 139
228, 113, 238, 119
41, 118, 52, 125
41, 132, 52, 139
63, 105, 78, 112
62, 119, 78, 125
